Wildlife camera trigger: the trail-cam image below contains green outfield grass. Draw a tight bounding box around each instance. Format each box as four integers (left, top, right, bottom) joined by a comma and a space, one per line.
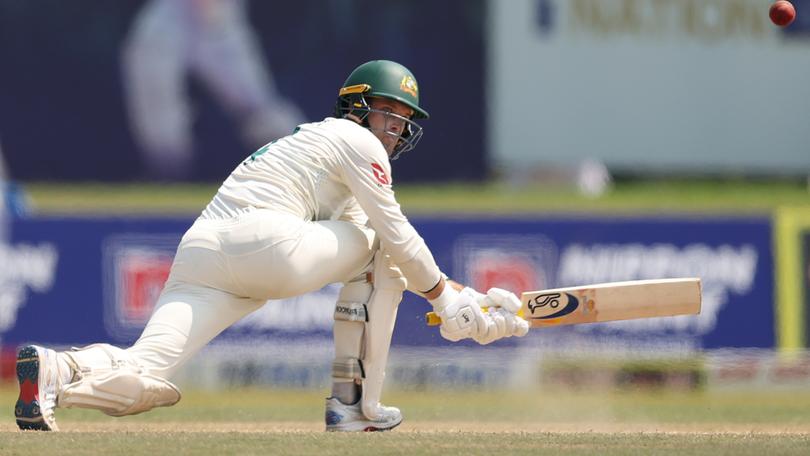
21, 179, 810, 215
3, 386, 810, 454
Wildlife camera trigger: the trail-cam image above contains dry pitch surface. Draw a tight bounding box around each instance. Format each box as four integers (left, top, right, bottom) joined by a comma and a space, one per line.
4, 421, 810, 456
3, 387, 810, 455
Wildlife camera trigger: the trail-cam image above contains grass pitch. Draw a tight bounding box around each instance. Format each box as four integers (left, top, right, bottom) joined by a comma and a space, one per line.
3, 386, 810, 454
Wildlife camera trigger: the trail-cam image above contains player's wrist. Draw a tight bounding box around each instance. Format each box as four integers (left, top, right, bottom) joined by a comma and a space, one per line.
423, 274, 446, 301
428, 283, 460, 313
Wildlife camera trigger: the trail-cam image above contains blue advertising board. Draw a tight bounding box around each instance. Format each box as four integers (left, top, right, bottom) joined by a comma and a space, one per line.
0, 215, 773, 352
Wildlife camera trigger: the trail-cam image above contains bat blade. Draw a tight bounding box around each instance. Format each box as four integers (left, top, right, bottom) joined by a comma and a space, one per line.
522, 278, 701, 328
424, 278, 701, 328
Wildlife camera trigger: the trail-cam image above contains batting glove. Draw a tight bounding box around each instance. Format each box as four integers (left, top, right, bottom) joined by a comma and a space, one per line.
473, 307, 530, 345
480, 287, 522, 314
430, 287, 487, 342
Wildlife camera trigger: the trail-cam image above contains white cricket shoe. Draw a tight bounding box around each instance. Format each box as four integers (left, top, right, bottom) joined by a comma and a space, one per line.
324, 397, 403, 432
15, 345, 64, 431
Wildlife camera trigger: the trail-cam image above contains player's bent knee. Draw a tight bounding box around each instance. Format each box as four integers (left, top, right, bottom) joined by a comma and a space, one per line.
59, 368, 181, 417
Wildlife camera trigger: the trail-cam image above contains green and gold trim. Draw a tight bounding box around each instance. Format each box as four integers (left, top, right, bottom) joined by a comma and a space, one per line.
338, 84, 371, 97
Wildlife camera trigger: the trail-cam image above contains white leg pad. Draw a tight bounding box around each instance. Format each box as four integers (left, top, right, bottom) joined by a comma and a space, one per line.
332, 275, 372, 382
59, 369, 181, 417
361, 250, 406, 420
58, 343, 181, 416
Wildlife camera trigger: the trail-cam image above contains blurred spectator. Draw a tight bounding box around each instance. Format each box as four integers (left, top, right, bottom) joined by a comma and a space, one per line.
576, 158, 612, 198
122, 0, 306, 179
0, 138, 29, 240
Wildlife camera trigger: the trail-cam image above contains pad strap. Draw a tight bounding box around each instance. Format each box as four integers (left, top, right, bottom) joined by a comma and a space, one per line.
332, 357, 365, 380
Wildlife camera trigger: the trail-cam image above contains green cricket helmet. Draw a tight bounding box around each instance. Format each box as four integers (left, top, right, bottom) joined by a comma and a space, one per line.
335, 60, 428, 160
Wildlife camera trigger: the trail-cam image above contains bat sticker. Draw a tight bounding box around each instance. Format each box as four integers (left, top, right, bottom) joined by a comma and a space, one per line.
527, 292, 580, 319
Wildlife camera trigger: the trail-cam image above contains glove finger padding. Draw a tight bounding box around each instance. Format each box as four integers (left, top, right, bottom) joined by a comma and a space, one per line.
472, 314, 499, 345
485, 288, 522, 314
490, 307, 509, 337
506, 310, 530, 337
491, 308, 530, 337
494, 308, 516, 335
472, 308, 531, 345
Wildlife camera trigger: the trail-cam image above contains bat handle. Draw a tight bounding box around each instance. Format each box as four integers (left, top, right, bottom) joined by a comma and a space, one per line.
425, 311, 442, 326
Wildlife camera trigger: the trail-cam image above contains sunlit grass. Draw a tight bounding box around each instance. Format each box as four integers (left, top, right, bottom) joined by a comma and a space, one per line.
21, 179, 810, 216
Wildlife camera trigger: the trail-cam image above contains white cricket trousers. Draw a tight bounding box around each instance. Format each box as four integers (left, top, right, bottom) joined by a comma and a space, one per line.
125, 209, 375, 379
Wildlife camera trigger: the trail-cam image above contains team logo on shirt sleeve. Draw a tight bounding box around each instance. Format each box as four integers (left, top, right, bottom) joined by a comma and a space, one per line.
371, 163, 390, 185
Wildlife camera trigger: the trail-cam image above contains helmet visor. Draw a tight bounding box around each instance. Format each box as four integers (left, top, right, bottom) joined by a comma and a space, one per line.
336, 96, 424, 160
366, 108, 423, 160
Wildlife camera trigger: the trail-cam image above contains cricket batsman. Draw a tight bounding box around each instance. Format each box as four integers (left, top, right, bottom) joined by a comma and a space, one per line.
14, 60, 529, 432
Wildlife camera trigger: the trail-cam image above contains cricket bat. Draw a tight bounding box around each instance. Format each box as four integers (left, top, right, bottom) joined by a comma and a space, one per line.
425, 278, 701, 328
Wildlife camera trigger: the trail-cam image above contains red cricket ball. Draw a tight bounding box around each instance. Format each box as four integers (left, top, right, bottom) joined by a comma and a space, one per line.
770, 1, 796, 27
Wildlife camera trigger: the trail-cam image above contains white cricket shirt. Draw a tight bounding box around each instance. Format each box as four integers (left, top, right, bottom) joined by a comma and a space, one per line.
200, 117, 441, 292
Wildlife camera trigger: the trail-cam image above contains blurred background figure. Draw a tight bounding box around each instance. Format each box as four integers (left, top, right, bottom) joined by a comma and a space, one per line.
0, 136, 31, 337
0, 138, 29, 240
575, 158, 612, 198
0, 139, 10, 242
122, 0, 306, 180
